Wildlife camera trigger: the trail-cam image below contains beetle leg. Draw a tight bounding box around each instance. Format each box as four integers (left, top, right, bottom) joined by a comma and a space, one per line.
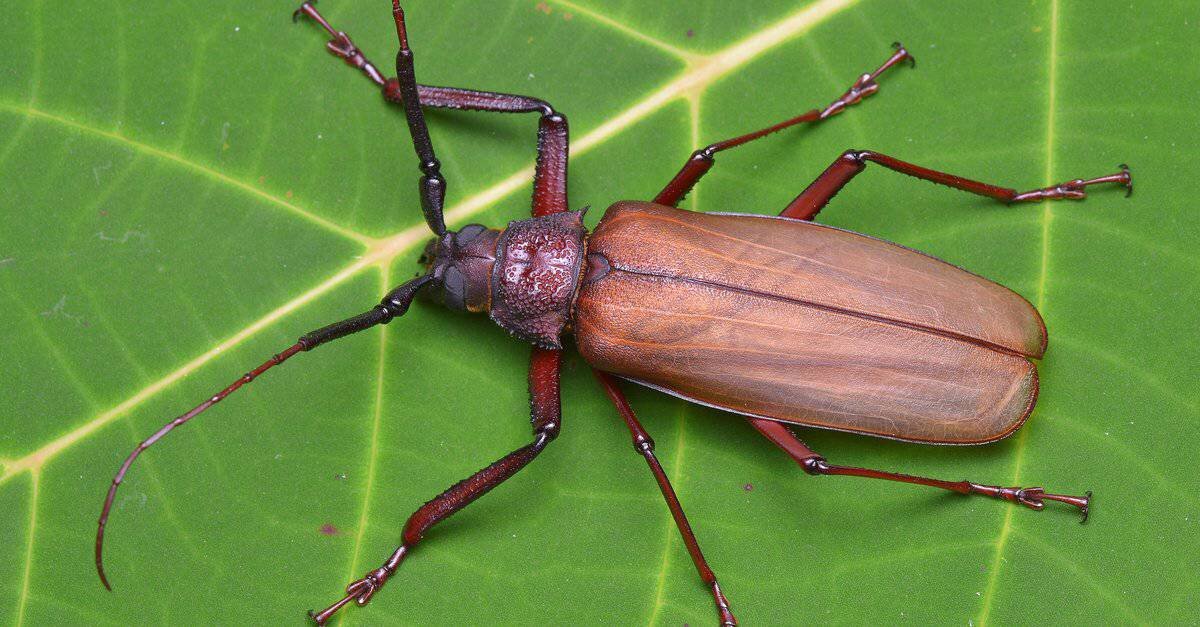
653, 43, 913, 207
781, 150, 1133, 221
292, 2, 390, 86
295, 1, 447, 233
293, 2, 571, 218
749, 418, 1091, 522
593, 370, 738, 627
309, 348, 563, 625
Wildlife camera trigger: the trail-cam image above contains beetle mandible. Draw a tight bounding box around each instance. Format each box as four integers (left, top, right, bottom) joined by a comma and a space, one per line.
95, 3, 1132, 624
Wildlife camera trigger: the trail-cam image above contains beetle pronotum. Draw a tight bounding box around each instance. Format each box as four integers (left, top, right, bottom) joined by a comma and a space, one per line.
95, 3, 1131, 624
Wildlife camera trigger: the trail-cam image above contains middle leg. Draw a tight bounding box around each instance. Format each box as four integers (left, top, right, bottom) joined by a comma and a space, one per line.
593, 370, 737, 626
309, 348, 565, 624
654, 43, 914, 207
780, 149, 1132, 221
749, 417, 1090, 521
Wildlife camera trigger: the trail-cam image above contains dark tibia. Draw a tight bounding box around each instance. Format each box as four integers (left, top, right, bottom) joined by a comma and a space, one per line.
407, 84, 552, 114
654, 43, 913, 207
95, 275, 432, 591
749, 418, 1091, 522
293, 2, 571, 220
782, 149, 1133, 221
593, 370, 737, 626
310, 348, 564, 625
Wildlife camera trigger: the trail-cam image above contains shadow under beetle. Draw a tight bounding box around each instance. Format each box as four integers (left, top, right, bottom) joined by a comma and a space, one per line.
96, 2, 1132, 624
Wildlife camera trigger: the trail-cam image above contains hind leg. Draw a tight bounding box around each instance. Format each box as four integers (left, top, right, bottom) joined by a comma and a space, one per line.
749, 418, 1090, 521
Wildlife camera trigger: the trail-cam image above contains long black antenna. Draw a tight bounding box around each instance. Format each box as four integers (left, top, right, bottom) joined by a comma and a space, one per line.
291, 2, 448, 235
96, 274, 433, 590
391, 2, 447, 235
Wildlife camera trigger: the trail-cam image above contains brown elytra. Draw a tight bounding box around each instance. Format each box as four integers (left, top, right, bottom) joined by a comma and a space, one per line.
575, 201, 1042, 445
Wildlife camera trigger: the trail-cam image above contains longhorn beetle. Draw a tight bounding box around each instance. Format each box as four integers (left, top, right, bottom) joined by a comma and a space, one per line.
96, 3, 1131, 624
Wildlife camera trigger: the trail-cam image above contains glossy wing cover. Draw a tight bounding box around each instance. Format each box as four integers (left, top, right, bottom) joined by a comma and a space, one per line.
575, 202, 1046, 444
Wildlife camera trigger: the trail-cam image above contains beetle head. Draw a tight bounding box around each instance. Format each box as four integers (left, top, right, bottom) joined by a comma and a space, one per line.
418, 224, 502, 313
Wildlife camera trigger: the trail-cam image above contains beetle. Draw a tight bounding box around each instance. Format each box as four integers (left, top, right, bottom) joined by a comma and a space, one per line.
94, 2, 1132, 624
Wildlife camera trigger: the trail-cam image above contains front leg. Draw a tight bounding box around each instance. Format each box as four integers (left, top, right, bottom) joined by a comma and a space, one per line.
309, 348, 563, 624
294, 1, 448, 233
294, 1, 571, 220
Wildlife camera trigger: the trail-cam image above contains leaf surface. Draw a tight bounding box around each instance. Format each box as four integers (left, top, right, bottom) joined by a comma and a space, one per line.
1, 1, 1197, 624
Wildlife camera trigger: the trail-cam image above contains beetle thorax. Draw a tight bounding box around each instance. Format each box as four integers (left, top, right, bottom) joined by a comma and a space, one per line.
489, 210, 587, 349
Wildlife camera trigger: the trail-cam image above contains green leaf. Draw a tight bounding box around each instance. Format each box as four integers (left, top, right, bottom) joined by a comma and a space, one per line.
2, 0, 1196, 624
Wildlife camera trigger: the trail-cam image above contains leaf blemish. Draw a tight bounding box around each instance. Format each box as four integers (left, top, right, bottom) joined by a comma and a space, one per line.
96, 231, 147, 244
40, 295, 88, 327
319, 523, 339, 536
92, 161, 112, 185
117, 492, 149, 512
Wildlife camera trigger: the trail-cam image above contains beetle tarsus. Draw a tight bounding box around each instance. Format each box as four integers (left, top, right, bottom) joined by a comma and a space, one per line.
1031, 488, 1092, 523
711, 581, 738, 626
982, 485, 1091, 521
291, 1, 311, 23
309, 570, 391, 624
308, 591, 356, 626
1010, 165, 1134, 203
820, 41, 914, 118
293, 0, 389, 86
292, 2, 322, 26
892, 41, 916, 69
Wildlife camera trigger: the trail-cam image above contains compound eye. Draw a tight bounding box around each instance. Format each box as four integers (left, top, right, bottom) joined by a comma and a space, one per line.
455, 224, 487, 245
442, 265, 467, 310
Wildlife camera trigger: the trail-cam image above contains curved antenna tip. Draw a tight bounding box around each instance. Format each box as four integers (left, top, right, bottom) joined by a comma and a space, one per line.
97, 562, 113, 591
96, 519, 114, 591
